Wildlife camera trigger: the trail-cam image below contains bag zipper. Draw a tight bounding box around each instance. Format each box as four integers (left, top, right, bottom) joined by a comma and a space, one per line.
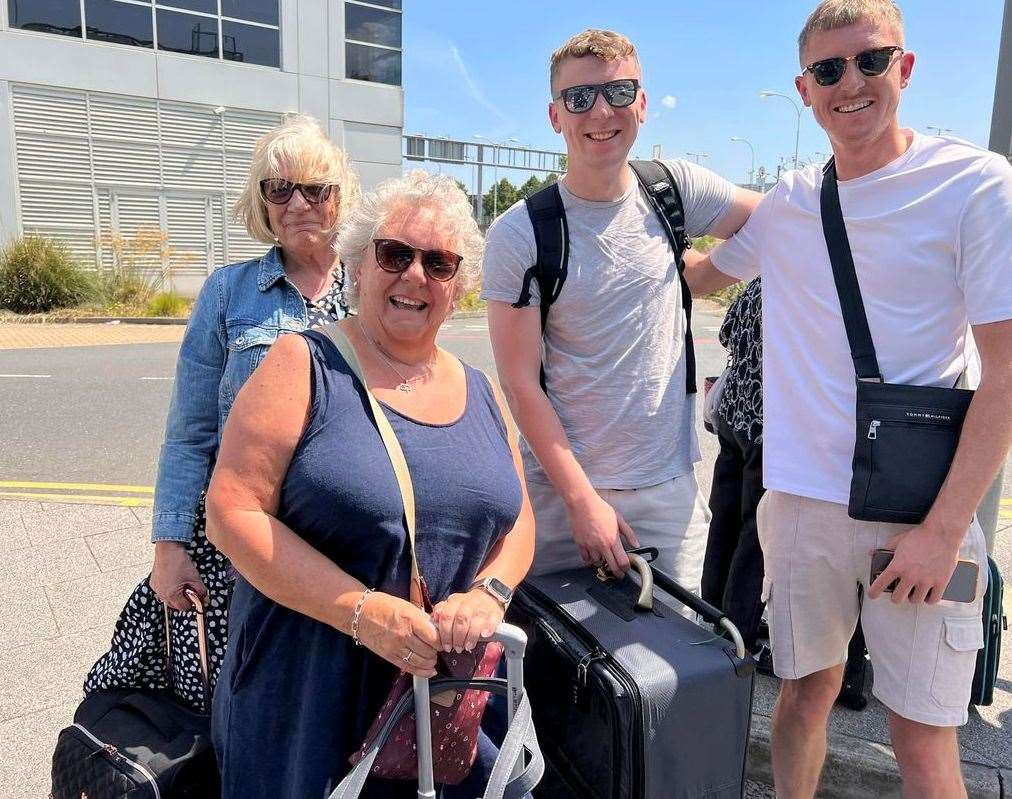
72, 722, 162, 799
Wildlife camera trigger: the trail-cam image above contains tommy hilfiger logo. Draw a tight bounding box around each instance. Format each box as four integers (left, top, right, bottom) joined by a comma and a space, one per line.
905, 411, 952, 422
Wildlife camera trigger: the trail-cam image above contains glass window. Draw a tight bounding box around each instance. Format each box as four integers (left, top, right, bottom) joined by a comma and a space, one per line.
84, 0, 154, 48
157, 0, 216, 13
345, 3, 400, 48
222, 19, 279, 67
346, 42, 400, 85
221, 0, 278, 26
352, 0, 400, 8
157, 8, 219, 58
7, 0, 82, 37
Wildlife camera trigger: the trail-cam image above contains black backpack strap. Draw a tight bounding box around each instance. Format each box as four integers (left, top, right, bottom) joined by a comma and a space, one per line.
819, 159, 882, 382
517, 182, 569, 390
630, 159, 697, 394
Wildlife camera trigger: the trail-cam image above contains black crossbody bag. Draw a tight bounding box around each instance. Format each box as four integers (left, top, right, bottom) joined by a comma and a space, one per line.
820, 159, 974, 524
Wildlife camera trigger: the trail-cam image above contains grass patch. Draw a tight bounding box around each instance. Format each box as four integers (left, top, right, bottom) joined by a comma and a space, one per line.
456, 288, 486, 312
146, 290, 191, 317
0, 236, 96, 313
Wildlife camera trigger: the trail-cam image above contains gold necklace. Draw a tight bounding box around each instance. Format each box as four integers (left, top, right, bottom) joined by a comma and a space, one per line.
356, 320, 435, 393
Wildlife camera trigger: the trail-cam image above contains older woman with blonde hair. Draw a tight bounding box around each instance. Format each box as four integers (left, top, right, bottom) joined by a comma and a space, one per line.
205, 171, 535, 798
85, 114, 359, 710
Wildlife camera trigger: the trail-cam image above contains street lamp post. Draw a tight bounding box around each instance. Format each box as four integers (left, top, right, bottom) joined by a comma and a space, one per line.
759, 90, 801, 170
474, 135, 519, 219
730, 136, 756, 186
686, 151, 710, 165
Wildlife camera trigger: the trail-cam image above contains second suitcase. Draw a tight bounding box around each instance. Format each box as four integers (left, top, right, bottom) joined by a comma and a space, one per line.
507, 553, 754, 799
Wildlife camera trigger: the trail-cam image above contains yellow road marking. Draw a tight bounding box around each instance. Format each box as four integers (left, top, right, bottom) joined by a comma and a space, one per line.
0, 491, 152, 507
0, 481, 153, 493
1000, 498, 1012, 506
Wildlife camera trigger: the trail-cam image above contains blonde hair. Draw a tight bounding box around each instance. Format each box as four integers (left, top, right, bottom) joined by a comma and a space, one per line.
233, 114, 360, 245
335, 171, 484, 305
798, 0, 904, 60
549, 29, 640, 94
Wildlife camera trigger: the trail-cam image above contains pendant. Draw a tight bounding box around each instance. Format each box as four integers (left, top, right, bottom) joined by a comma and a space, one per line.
397, 382, 412, 393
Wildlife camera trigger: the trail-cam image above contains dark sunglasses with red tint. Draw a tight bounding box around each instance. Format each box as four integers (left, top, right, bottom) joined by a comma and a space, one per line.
803, 45, 903, 86
373, 238, 462, 282
259, 179, 335, 205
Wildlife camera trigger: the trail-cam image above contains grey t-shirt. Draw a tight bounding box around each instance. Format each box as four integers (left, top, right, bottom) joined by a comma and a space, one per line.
481, 159, 736, 489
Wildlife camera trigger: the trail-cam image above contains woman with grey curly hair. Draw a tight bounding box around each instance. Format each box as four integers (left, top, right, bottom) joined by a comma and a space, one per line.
205, 171, 535, 798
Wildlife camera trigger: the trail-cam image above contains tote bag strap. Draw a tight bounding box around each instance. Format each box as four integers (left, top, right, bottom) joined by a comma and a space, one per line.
819, 159, 883, 382
320, 323, 424, 605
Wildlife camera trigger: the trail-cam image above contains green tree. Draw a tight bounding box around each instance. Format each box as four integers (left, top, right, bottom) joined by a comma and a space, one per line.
517, 175, 543, 199
542, 172, 559, 186
558, 154, 568, 172
482, 177, 518, 220
453, 178, 469, 197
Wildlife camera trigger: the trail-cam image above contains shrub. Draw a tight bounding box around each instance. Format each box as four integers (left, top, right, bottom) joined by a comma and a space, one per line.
146, 290, 190, 317
0, 236, 95, 313
456, 287, 486, 312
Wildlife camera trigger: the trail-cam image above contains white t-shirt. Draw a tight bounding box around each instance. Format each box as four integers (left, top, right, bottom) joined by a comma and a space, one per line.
712, 132, 1012, 505
482, 160, 736, 488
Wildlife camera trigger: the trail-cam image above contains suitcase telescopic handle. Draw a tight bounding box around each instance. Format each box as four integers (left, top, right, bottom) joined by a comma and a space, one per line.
627, 553, 747, 660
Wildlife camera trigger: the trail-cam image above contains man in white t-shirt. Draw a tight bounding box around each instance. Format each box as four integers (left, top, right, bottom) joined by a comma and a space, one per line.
687, 2, 1012, 796
481, 29, 760, 587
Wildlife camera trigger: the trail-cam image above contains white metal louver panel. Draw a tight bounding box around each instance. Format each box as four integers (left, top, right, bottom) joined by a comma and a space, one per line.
15, 135, 92, 184
160, 102, 223, 150
225, 193, 268, 263
18, 227, 98, 267
165, 195, 210, 278
224, 148, 252, 192
19, 182, 93, 229
113, 193, 164, 276
222, 109, 283, 151
96, 188, 115, 270
89, 93, 159, 145
11, 85, 88, 138
162, 147, 225, 192
210, 195, 225, 271
93, 140, 160, 187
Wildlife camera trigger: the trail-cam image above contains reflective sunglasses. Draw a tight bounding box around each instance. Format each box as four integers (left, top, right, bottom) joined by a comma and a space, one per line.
373, 238, 462, 282
259, 179, 334, 205
803, 46, 904, 86
554, 78, 640, 114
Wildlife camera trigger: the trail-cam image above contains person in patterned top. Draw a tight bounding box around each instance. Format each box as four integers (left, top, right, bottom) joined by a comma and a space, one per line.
701, 277, 765, 652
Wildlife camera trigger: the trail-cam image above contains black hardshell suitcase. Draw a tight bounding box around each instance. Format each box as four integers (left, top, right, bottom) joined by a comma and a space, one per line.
507, 552, 754, 799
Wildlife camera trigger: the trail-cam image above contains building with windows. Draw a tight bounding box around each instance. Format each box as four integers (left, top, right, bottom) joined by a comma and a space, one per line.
0, 0, 403, 295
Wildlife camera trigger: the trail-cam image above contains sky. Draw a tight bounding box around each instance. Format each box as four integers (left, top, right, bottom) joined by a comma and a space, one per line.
402, 0, 1006, 188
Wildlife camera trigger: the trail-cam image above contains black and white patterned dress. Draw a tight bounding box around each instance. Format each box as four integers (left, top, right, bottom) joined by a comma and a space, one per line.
83, 272, 348, 713
715, 276, 763, 443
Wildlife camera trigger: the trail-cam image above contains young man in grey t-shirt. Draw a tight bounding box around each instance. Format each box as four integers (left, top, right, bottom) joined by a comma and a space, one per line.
481, 29, 760, 587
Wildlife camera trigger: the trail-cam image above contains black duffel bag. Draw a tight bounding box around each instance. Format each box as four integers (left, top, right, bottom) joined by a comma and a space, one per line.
51, 590, 220, 799
820, 159, 974, 524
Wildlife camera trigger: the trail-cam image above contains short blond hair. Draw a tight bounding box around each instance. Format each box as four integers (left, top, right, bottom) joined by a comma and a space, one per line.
798, 0, 904, 61
549, 29, 640, 94
335, 171, 484, 305
233, 114, 360, 245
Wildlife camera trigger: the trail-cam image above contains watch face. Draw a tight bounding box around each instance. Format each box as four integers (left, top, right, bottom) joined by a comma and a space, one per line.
487, 578, 512, 601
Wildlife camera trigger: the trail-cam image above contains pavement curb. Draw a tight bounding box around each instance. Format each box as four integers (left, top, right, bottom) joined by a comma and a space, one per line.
747, 714, 1005, 798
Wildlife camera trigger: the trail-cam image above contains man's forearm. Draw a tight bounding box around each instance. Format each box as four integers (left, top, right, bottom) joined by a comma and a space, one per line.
501, 379, 596, 508
927, 375, 1012, 539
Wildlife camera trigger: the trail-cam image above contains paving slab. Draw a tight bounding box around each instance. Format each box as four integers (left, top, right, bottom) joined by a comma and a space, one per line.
0, 699, 78, 799
0, 582, 58, 650
0, 505, 30, 554
0, 535, 98, 591
20, 502, 139, 546
86, 525, 155, 572
44, 561, 150, 636
0, 322, 185, 350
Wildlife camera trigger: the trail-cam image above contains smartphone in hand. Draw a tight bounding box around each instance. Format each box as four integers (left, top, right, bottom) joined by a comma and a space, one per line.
869, 549, 978, 603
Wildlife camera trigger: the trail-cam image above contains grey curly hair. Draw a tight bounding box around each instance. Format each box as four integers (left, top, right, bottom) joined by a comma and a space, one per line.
335, 171, 484, 306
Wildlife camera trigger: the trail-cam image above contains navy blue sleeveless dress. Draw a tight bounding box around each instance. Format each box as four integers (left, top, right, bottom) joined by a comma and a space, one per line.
211, 330, 523, 799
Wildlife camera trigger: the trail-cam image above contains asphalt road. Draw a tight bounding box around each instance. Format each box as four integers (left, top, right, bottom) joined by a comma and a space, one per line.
0, 310, 728, 495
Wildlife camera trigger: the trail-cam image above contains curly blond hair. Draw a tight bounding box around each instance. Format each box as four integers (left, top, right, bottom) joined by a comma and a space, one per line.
549, 29, 641, 94
798, 0, 904, 61
335, 171, 484, 305
233, 114, 360, 245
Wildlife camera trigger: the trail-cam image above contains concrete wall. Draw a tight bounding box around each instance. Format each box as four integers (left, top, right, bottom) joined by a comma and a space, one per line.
0, 0, 403, 248
990, 0, 1012, 159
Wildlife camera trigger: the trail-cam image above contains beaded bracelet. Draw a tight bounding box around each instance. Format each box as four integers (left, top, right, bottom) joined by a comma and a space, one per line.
350, 588, 375, 646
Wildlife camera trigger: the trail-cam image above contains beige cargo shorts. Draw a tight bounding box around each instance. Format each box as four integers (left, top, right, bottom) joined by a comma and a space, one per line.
757, 490, 987, 727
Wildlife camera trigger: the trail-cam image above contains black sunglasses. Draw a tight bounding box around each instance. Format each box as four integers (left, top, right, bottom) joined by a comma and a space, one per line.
803, 46, 903, 86
259, 179, 335, 205
554, 79, 640, 114
373, 238, 462, 282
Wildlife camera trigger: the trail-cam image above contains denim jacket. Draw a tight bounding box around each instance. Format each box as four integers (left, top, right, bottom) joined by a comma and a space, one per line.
152, 247, 346, 542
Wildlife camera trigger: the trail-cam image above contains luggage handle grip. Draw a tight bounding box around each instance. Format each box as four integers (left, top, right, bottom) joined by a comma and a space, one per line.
631, 555, 748, 660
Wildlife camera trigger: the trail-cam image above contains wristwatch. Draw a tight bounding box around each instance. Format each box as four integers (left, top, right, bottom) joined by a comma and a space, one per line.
469, 577, 513, 610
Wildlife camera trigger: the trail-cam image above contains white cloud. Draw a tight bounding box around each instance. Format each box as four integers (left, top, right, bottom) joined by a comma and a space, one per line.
661, 95, 678, 109
448, 43, 513, 129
